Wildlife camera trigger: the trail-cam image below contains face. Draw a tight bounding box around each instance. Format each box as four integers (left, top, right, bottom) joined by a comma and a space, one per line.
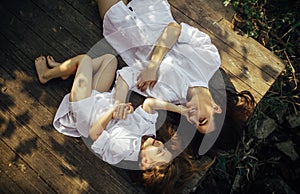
140, 137, 172, 169
186, 100, 222, 134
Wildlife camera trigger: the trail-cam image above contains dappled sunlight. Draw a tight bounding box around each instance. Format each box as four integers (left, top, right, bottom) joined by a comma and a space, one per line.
0, 0, 288, 192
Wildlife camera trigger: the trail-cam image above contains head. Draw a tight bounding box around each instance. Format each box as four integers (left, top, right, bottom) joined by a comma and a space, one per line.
141, 151, 213, 193
139, 137, 172, 170
186, 87, 222, 133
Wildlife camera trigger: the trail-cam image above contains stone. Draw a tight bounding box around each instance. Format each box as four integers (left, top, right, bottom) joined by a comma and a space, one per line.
276, 140, 299, 161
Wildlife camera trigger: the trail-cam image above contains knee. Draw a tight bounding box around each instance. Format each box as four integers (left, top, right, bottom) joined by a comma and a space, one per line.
104, 54, 118, 69
79, 54, 92, 61
78, 54, 93, 67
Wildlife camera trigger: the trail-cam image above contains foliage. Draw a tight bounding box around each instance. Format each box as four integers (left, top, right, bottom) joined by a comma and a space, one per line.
224, 0, 299, 95
218, 0, 300, 193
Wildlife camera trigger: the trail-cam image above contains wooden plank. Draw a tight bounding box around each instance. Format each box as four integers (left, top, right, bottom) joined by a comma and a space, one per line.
170, 7, 265, 101
0, 5, 138, 191
170, 0, 284, 77
169, 0, 285, 103
0, 169, 25, 194
0, 36, 66, 112
0, 76, 141, 193
64, 0, 103, 29
2, 6, 135, 191
0, 58, 98, 192
0, 109, 90, 193
2, 0, 81, 58
1, 0, 86, 61
0, 28, 143, 193
0, 51, 142, 193
31, 0, 102, 52
0, 140, 53, 193
0, 5, 61, 61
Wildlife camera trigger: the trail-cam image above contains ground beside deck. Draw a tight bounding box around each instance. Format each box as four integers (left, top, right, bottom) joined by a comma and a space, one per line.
0, 0, 285, 193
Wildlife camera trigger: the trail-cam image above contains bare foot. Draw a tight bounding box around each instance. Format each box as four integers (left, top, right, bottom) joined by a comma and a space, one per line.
34, 56, 50, 84
47, 55, 69, 80
46, 55, 60, 67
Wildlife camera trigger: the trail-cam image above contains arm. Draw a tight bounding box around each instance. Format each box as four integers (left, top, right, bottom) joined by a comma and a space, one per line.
89, 107, 115, 141
114, 75, 129, 104
142, 98, 190, 115
89, 103, 133, 141
137, 22, 182, 91
151, 22, 182, 64
113, 76, 135, 119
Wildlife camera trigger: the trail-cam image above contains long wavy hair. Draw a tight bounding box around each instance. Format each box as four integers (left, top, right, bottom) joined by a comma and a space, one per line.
139, 90, 255, 193
214, 89, 255, 149
139, 123, 215, 193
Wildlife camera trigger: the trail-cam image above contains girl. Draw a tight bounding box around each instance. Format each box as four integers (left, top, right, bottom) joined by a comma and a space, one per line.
96, 0, 223, 134
34, 54, 190, 168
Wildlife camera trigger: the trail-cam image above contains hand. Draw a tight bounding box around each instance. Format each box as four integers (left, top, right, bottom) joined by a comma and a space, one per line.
113, 103, 134, 120
177, 105, 193, 123
137, 61, 159, 92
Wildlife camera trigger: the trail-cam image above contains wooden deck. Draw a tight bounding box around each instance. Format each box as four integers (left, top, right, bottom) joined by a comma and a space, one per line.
0, 0, 285, 193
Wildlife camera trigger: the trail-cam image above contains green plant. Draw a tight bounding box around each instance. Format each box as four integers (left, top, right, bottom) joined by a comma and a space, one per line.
221, 0, 300, 192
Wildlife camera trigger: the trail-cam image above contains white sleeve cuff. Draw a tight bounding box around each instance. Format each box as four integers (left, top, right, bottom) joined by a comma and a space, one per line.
135, 105, 158, 123
91, 130, 110, 155
190, 81, 209, 88
116, 67, 139, 90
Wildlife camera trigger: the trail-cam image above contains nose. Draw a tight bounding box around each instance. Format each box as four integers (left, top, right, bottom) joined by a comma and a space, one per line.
153, 140, 162, 147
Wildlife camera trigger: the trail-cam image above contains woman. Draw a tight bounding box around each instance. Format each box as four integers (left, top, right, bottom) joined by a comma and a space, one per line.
34, 54, 191, 168
94, 0, 255, 192
96, 0, 223, 134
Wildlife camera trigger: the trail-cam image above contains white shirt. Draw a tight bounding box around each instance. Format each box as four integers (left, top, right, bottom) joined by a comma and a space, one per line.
103, 0, 221, 104
91, 106, 158, 164
53, 90, 158, 165
53, 90, 114, 138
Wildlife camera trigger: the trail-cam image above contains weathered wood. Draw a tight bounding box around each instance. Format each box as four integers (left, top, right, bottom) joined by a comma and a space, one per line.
0, 139, 53, 193
0, 2, 143, 193
0, 109, 90, 192
0, 170, 25, 194
169, 0, 285, 103
0, 37, 142, 193
31, 0, 102, 52
0, 15, 68, 108
64, 0, 103, 29
0, 0, 286, 192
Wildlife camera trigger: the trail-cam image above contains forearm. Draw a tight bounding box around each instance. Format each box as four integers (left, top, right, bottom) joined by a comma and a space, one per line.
142, 98, 182, 114
89, 108, 114, 141
150, 22, 181, 65
114, 76, 129, 104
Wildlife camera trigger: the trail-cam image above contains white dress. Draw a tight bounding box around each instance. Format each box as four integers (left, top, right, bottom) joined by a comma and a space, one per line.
103, 0, 221, 104
53, 90, 158, 164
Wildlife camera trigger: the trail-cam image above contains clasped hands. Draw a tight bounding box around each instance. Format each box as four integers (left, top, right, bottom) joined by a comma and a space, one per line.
113, 103, 134, 120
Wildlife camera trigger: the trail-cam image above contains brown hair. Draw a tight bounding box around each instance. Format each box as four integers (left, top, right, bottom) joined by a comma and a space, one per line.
139, 124, 181, 170
140, 123, 215, 193
142, 151, 203, 194
214, 89, 256, 149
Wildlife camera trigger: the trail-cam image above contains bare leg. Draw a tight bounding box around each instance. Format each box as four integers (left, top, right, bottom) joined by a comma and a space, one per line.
92, 54, 117, 92
70, 54, 117, 101
96, 0, 129, 20
46, 55, 69, 80
69, 56, 93, 102
35, 54, 117, 101
35, 54, 87, 84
